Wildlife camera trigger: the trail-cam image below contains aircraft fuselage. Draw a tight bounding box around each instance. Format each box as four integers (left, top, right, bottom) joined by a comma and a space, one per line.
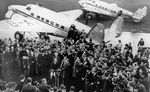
5, 4, 91, 38
79, 0, 147, 22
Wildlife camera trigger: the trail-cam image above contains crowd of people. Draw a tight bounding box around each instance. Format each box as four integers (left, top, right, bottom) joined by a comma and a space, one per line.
0, 74, 75, 92
0, 27, 150, 92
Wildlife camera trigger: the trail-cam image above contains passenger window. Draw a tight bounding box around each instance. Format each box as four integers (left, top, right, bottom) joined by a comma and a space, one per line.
41, 17, 44, 21
46, 19, 49, 23
50, 21, 54, 25
61, 26, 64, 29
55, 23, 59, 27
31, 13, 34, 16
37, 15, 40, 19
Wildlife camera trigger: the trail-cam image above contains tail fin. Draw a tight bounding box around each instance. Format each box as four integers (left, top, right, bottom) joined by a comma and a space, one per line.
132, 6, 147, 22
87, 23, 105, 44
142, 6, 147, 17
104, 16, 124, 44
107, 16, 124, 38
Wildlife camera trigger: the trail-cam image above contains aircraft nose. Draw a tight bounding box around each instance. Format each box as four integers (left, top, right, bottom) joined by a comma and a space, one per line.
8, 5, 14, 11
79, 0, 85, 5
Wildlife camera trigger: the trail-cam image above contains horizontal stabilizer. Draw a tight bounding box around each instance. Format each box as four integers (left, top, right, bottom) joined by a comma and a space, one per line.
132, 6, 147, 22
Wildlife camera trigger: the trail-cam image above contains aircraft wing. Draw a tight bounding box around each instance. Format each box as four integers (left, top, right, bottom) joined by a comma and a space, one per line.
104, 31, 150, 55
104, 15, 150, 55
59, 9, 83, 20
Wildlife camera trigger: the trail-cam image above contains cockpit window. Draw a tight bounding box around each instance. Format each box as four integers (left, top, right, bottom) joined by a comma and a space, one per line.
26, 7, 31, 11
